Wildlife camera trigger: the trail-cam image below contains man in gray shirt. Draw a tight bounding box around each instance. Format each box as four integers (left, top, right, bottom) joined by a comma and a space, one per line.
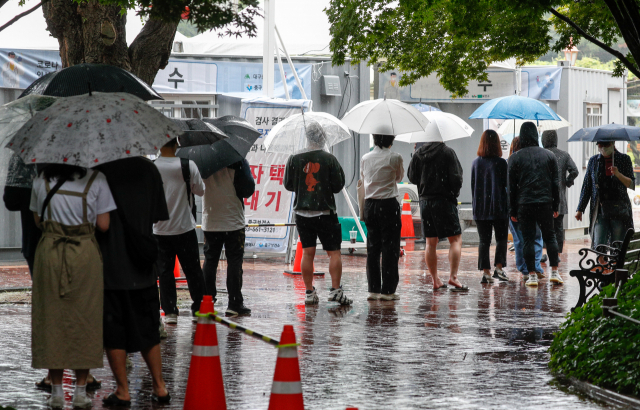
541, 130, 579, 253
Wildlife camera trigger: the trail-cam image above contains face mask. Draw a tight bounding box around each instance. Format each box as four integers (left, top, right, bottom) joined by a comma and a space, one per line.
599, 145, 614, 156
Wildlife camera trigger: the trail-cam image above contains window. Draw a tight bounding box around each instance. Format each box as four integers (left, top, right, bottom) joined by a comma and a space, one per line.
150, 97, 217, 118
583, 104, 602, 167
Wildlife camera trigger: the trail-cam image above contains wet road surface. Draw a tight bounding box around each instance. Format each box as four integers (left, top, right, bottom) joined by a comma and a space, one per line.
0, 239, 612, 409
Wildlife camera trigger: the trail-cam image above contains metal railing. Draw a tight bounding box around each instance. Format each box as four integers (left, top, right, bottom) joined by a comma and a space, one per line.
601, 269, 640, 326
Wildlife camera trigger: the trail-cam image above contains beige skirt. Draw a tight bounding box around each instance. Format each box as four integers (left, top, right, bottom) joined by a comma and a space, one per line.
31, 220, 103, 369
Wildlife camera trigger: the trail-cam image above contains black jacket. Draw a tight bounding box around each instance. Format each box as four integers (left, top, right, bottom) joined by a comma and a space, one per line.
407, 142, 463, 204
507, 131, 560, 217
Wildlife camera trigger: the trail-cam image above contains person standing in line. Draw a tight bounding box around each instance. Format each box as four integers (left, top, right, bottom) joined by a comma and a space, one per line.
30, 164, 116, 409
154, 138, 207, 324
360, 134, 404, 301
408, 139, 467, 291
202, 159, 255, 316
508, 137, 545, 280
508, 122, 561, 286
284, 122, 352, 305
576, 141, 634, 247
541, 130, 579, 253
471, 130, 509, 284
96, 157, 172, 406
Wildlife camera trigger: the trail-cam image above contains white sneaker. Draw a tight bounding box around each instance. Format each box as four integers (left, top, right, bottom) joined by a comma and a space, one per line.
525, 273, 539, 287
305, 288, 319, 305
550, 270, 564, 284
379, 293, 400, 301
47, 395, 64, 409
367, 293, 381, 300
328, 286, 353, 305
159, 322, 168, 339
164, 314, 178, 324
72, 394, 92, 408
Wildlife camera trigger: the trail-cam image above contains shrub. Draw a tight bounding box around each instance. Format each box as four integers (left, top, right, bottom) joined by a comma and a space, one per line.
549, 273, 640, 396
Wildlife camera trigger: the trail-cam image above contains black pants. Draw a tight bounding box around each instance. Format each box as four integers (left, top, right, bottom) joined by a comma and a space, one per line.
476, 218, 509, 271
364, 198, 401, 294
554, 214, 565, 253
203, 229, 245, 307
518, 204, 560, 273
156, 229, 206, 315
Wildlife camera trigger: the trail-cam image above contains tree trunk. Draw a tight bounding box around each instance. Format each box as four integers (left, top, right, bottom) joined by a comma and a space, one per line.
42, 0, 177, 85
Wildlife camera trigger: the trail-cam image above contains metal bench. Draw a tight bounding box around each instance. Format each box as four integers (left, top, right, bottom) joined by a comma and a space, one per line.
570, 228, 640, 310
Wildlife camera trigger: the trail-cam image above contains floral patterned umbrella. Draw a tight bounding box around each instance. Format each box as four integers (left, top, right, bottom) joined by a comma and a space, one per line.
6, 92, 182, 168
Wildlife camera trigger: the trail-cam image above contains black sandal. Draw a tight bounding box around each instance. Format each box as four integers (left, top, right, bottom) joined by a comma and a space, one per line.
86, 375, 102, 391
152, 391, 172, 404
102, 393, 131, 407
35, 377, 51, 392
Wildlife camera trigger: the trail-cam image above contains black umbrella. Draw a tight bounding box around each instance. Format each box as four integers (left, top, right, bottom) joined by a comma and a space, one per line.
171, 118, 228, 146
177, 116, 261, 178
567, 123, 640, 143
19, 63, 162, 101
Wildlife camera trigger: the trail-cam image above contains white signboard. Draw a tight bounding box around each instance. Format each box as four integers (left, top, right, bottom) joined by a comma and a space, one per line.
153, 59, 217, 94
409, 70, 515, 101
240, 98, 312, 253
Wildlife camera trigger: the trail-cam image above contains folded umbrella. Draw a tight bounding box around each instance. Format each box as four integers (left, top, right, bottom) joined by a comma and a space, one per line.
19, 63, 163, 101
469, 95, 561, 121
341, 98, 429, 135
177, 116, 261, 179
171, 118, 227, 147
7, 92, 182, 167
264, 112, 351, 154
395, 111, 473, 143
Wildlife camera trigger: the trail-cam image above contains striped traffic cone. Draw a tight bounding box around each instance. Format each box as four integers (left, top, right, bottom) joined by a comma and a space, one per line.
400, 193, 416, 238
284, 237, 324, 276
268, 325, 303, 410
183, 295, 226, 410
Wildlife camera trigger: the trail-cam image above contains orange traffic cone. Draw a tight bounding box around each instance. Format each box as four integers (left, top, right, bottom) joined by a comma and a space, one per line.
174, 259, 180, 278
183, 296, 226, 410
284, 237, 324, 276
268, 325, 303, 410
400, 193, 416, 238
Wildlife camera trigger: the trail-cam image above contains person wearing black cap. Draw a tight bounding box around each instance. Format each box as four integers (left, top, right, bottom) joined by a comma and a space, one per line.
508, 122, 561, 286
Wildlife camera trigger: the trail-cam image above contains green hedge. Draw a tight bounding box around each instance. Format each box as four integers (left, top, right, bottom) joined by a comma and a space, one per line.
549, 273, 640, 396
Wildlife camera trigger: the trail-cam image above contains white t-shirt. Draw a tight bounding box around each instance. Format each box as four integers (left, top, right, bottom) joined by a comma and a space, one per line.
202, 168, 245, 232
360, 146, 404, 199
30, 171, 116, 226
153, 156, 205, 236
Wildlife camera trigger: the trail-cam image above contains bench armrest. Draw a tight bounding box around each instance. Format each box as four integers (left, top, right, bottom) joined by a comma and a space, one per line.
578, 247, 617, 274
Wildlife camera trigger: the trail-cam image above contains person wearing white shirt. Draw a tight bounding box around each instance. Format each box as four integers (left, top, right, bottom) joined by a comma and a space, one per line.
360, 134, 404, 301
154, 138, 206, 324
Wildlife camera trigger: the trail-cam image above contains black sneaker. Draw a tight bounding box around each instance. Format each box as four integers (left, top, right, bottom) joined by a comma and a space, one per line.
226, 304, 251, 316
493, 269, 509, 281
541, 254, 548, 264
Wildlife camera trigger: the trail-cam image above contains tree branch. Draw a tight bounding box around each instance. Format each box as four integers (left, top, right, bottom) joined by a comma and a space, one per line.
548, 7, 640, 78
0, 0, 47, 33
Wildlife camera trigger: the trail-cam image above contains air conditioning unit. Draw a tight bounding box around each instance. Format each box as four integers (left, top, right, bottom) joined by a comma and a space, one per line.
397, 183, 421, 220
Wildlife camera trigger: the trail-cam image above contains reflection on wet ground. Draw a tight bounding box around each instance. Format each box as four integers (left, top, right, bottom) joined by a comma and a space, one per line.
0, 238, 613, 409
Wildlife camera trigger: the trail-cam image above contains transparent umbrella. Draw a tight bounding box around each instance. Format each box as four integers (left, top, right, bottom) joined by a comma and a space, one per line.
0, 95, 58, 147
264, 111, 351, 154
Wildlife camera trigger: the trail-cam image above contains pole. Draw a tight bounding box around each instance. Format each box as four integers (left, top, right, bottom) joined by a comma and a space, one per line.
342, 188, 366, 245
262, 0, 275, 97
275, 37, 290, 100
274, 24, 307, 100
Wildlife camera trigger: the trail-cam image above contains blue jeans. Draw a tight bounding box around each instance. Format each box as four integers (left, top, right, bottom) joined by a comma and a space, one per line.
510, 220, 542, 275
593, 216, 626, 248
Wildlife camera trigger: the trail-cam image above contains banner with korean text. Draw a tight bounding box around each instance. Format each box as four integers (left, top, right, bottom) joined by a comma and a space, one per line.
240, 97, 312, 254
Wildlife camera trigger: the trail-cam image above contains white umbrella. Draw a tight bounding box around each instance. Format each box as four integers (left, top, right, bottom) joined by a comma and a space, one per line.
341, 98, 430, 135
264, 111, 351, 154
395, 111, 474, 143
497, 115, 571, 136
7, 92, 183, 167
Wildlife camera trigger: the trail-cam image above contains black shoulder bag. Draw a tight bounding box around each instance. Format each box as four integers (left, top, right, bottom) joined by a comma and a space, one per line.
40, 177, 67, 218
180, 158, 197, 220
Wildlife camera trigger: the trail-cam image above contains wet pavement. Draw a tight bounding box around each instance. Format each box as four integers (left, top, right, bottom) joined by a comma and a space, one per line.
0, 239, 614, 409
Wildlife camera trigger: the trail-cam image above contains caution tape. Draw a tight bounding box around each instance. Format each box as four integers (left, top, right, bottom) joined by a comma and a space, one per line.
194, 311, 299, 348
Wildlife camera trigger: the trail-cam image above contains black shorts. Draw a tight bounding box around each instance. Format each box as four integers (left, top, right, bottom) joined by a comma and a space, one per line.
420, 198, 462, 239
104, 286, 161, 353
295, 213, 342, 251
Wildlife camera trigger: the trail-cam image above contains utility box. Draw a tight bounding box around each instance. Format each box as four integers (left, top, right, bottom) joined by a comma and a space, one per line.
321, 75, 342, 96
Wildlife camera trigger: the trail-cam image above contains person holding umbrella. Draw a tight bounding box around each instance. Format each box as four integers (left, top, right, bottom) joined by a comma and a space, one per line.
576, 141, 634, 247
360, 134, 404, 300
29, 164, 116, 409
284, 121, 352, 305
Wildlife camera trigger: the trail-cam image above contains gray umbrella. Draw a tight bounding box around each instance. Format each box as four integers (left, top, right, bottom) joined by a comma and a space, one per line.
171, 118, 228, 147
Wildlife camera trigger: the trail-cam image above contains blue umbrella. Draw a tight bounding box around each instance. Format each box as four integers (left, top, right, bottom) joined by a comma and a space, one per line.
567, 123, 640, 142
412, 103, 441, 112
468, 95, 561, 121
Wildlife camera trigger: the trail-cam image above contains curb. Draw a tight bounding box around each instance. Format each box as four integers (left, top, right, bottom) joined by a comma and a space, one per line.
0, 287, 31, 293
557, 375, 640, 409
